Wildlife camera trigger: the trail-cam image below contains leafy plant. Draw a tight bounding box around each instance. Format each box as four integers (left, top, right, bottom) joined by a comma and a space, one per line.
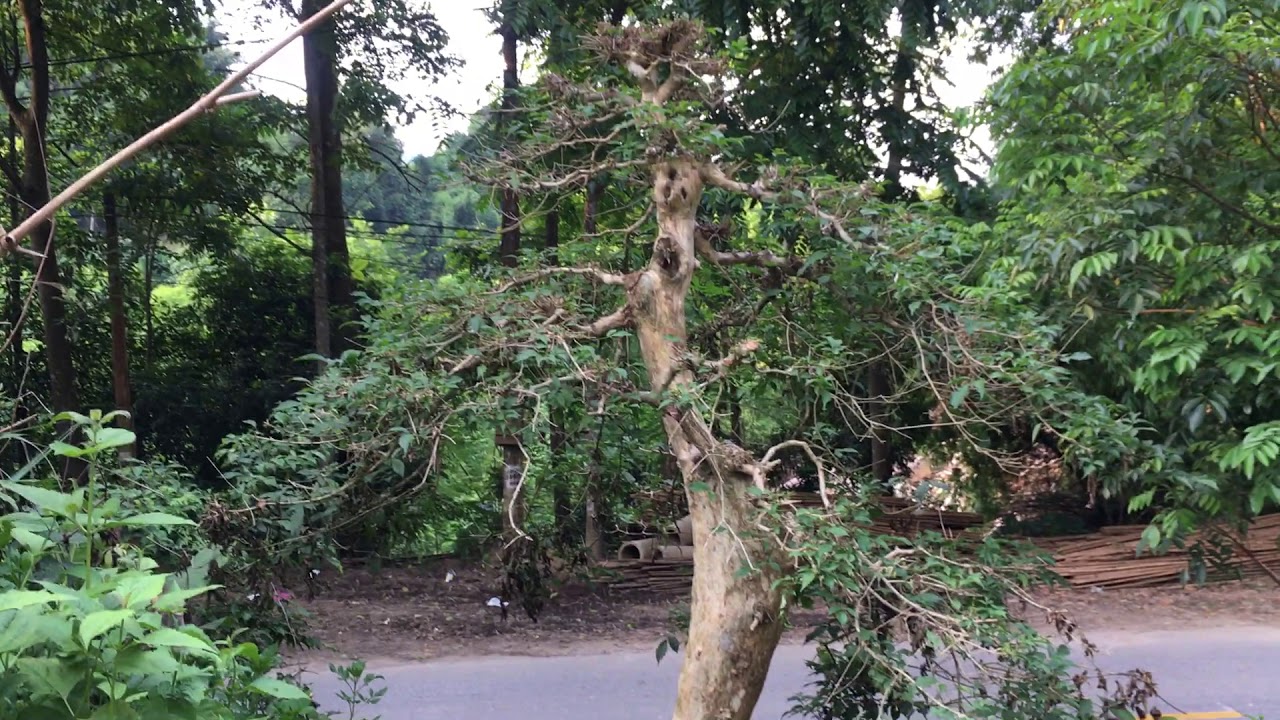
774, 493, 1159, 720
327, 660, 387, 720
0, 410, 322, 719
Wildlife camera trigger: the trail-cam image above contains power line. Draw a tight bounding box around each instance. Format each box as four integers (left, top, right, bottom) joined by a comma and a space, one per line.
260, 206, 492, 235
103, 208, 483, 247
18, 37, 274, 72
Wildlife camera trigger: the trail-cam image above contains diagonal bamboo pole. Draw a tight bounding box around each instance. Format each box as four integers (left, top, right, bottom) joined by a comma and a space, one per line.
0, 0, 355, 258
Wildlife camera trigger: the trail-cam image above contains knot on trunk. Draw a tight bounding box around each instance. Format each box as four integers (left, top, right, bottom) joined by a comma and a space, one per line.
655, 162, 702, 214
655, 234, 682, 278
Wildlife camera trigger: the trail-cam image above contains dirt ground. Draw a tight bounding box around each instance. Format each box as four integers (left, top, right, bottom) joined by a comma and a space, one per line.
288, 557, 1280, 666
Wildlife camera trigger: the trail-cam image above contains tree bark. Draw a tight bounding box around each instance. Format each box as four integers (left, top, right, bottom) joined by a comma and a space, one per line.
5, 113, 22, 390
868, 360, 892, 483
6, 0, 85, 481
497, 23, 521, 267
143, 236, 156, 371
499, 439, 526, 541
301, 0, 352, 359
103, 193, 135, 460
628, 157, 784, 720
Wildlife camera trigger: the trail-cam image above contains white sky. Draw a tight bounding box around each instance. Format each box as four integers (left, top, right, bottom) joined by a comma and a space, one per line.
217, 2, 1005, 166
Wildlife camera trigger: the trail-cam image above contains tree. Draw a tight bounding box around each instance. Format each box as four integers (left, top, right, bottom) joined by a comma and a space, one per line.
258, 0, 454, 357
143, 5, 1201, 715
0, 0, 84, 480
463, 16, 1178, 713
985, 0, 1280, 542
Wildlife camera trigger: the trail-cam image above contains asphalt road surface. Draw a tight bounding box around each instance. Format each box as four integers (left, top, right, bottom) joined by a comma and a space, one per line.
306, 625, 1280, 719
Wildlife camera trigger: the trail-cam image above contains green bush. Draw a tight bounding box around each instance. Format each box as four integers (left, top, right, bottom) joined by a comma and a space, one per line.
0, 410, 323, 720
775, 493, 1158, 720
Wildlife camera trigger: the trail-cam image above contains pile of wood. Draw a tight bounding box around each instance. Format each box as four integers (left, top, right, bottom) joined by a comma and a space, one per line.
592, 558, 694, 594
594, 496, 987, 594
593, 496, 1280, 594
1040, 514, 1280, 590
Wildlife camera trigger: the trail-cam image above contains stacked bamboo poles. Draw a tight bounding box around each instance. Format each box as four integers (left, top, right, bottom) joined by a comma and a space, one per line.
595, 494, 1280, 593
1044, 514, 1280, 589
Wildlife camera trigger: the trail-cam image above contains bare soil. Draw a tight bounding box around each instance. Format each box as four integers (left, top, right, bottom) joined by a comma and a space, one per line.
288, 557, 1280, 666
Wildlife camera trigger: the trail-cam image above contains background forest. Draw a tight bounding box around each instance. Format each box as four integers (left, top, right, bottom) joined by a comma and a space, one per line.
0, 0, 1276, 718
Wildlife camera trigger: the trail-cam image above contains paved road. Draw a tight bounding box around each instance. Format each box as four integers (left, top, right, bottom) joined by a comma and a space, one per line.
306, 625, 1280, 719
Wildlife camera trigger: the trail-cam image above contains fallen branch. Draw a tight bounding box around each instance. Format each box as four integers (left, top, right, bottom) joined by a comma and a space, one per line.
0, 0, 354, 258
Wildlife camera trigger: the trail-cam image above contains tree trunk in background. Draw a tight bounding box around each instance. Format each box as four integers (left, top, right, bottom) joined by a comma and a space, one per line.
5, 0, 84, 482
582, 181, 606, 560
302, 0, 352, 360
497, 23, 521, 267
143, 238, 157, 370
869, 40, 910, 479
4, 112, 22, 396
544, 210, 576, 536
868, 360, 892, 483
103, 193, 135, 460
499, 438, 527, 542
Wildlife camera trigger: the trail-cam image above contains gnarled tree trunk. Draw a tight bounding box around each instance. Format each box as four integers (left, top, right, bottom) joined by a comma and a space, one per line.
627, 157, 785, 720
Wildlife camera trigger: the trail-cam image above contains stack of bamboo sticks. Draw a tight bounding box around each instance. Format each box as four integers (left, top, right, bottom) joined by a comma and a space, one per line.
591, 499, 1280, 594
592, 558, 695, 593
1041, 514, 1280, 589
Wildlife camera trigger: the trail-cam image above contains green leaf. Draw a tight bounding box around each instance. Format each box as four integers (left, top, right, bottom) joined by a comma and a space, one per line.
112, 512, 196, 527
113, 646, 182, 676
80, 609, 135, 645
152, 585, 220, 614
249, 676, 311, 700
1, 482, 80, 516
115, 574, 170, 609
92, 427, 136, 451
143, 627, 216, 654
1248, 483, 1270, 516
655, 637, 670, 664
1138, 525, 1161, 556
11, 527, 53, 551
0, 590, 60, 611
49, 441, 88, 458
16, 657, 79, 701
133, 697, 198, 720
91, 701, 141, 720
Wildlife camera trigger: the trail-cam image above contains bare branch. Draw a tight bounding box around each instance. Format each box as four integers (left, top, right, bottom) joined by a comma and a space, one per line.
490, 266, 628, 294
0, 0, 355, 255
758, 440, 830, 507
246, 209, 308, 255
700, 163, 873, 248
696, 229, 802, 271
584, 304, 631, 336
0, 62, 26, 122
655, 71, 685, 105
705, 338, 760, 378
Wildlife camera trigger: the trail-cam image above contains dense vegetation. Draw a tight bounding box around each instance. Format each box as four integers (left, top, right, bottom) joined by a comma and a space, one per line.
0, 0, 1274, 718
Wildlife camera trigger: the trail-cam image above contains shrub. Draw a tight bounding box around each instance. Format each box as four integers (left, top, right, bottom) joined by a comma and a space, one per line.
0, 410, 323, 720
